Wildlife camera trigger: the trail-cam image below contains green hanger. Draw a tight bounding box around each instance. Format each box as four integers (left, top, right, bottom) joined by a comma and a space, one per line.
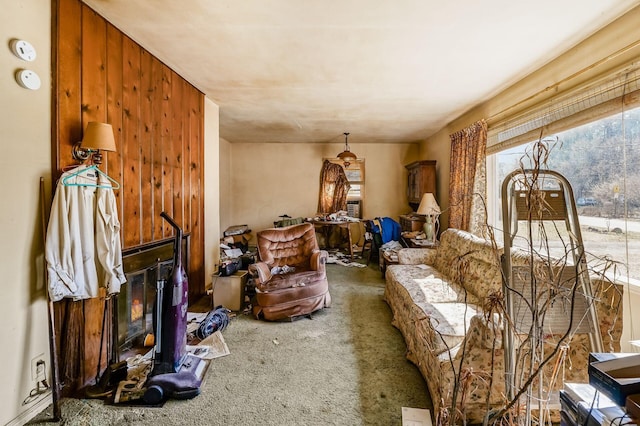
61, 165, 121, 189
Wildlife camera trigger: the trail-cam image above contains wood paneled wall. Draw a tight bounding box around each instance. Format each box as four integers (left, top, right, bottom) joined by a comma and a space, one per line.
53, 0, 205, 392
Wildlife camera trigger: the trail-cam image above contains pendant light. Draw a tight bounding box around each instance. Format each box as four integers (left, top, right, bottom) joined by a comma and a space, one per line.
337, 132, 357, 167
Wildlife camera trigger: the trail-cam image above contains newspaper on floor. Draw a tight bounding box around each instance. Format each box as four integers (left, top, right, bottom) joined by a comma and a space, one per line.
401, 407, 432, 426
187, 330, 230, 360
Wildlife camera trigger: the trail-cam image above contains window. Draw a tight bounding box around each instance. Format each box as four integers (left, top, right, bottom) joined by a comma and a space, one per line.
488, 105, 640, 281
328, 158, 365, 218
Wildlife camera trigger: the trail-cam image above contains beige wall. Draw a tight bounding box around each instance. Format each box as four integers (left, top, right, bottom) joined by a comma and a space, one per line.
218, 142, 419, 258
0, 1, 53, 424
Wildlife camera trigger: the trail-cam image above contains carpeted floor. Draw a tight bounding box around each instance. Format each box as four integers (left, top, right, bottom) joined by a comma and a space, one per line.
29, 261, 432, 425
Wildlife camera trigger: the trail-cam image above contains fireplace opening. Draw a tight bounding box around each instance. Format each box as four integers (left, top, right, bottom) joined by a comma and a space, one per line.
118, 235, 189, 357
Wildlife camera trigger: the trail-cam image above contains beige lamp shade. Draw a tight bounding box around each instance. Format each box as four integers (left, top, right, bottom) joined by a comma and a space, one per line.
416, 193, 440, 215
81, 122, 116, 152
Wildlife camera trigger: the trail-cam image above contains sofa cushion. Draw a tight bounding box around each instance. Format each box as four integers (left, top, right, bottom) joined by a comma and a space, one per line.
386, 265, 481, 305
255, 278, 329, 307
432, 229, 503, 302
258, 268, 325, 292
426, 302, 478, 355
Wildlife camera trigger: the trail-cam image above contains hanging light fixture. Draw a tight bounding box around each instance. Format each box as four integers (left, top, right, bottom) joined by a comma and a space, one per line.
337, 132, 357, 167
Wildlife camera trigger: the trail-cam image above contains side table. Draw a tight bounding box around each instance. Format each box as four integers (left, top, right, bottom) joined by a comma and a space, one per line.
379, 249, 399, 278
402, 237, 440, 249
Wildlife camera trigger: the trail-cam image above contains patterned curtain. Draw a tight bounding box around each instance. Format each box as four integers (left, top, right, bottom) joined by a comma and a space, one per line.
318, 160, 351, 214
449, 120, 487, 234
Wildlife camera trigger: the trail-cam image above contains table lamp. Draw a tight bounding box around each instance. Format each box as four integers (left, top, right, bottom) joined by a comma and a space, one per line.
416, 193, 440, 243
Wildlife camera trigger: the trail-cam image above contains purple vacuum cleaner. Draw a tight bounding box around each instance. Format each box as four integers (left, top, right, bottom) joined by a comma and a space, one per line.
143, 212, 203, 404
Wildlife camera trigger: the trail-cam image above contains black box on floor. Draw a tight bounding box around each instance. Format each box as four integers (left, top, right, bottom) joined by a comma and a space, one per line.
589, 353, 640, 406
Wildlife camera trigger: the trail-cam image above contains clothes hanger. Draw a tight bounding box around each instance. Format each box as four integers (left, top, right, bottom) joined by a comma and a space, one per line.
61, 164, 121, 189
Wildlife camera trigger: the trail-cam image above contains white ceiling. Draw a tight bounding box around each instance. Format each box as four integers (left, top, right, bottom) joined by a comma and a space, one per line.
83, 0, 639, 145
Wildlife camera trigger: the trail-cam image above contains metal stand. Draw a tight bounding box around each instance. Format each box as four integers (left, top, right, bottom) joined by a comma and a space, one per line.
501, 169, 603, 423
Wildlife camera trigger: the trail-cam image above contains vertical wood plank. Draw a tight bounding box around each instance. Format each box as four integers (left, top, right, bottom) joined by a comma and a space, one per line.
151, 58, 165, 240
105, 26, 124, 377
56, 0, 82, 173
80, 3, 108, 388
54, 0, 83, 394
190, 90, 205, 295
171, 72, 184, 232
195, 93, 205, 295
81, 6, 107, 124
183, 87, 193, 237
140, 50, 154, 243
161, 64, 173, 237
106, 23, 123, 228
122, 36, 142, 247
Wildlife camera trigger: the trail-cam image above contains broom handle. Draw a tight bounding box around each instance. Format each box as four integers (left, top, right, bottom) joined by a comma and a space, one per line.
41, 177, 61, 421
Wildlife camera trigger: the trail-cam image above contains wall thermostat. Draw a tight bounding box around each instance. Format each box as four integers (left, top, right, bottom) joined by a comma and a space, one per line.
15, 69, 41, 90
10, 39, 37, 61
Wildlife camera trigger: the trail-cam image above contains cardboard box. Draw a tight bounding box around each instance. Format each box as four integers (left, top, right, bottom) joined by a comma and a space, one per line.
212, 271, 247, 311
589, 353, 640, 406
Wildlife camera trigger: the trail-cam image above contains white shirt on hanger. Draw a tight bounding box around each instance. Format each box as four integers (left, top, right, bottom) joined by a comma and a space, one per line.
45, 165, 126, 301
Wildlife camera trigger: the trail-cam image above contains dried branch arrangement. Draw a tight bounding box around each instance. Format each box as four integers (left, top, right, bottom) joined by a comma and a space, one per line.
435, 140, 623, 426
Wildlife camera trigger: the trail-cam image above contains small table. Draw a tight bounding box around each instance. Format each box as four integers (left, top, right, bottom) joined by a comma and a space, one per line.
402, 237, 440, 249
311, 220, 357, 260
379, 249, 399, 278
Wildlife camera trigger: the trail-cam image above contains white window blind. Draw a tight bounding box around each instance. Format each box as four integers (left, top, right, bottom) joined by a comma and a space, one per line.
487, 61, 640, 154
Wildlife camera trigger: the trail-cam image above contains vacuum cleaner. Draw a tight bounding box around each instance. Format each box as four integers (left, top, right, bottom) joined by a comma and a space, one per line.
142, 212, 204, 404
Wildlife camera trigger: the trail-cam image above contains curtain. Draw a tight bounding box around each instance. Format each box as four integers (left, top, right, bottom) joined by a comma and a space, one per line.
449, 120, 487, 234
318, 160, 350, 214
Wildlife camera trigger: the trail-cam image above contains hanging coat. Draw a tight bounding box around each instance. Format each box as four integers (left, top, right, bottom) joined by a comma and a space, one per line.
45, 166, 126, 302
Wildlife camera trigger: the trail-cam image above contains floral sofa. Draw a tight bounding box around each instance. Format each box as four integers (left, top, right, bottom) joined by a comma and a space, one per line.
384, 228, 623, 424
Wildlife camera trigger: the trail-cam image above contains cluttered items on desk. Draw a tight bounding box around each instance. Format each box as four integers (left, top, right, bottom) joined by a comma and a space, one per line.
309, 210, 360, 223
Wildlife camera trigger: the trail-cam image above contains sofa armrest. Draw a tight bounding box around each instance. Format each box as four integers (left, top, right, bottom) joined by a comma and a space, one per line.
460, 312, 503, 351
397, 248, 437, 265
249, 262, 272, 285
310, 250, 328, 271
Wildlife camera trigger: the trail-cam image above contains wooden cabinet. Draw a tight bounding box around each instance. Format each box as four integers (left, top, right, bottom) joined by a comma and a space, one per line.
405, 160, 436, 209
399, 214, 425, 232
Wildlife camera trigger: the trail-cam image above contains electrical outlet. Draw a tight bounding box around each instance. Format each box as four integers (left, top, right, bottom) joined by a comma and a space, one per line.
30, 354, 46, 382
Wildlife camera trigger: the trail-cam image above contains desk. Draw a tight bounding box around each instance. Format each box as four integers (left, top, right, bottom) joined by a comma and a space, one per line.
311, 220, 357, 260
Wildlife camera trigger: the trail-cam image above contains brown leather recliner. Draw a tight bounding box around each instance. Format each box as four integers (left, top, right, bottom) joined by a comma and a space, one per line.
249, 222, 331, 321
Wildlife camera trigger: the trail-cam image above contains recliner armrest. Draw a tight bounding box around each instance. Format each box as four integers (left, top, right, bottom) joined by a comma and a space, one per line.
310, 250, 328, 271
249, 262, 272, 284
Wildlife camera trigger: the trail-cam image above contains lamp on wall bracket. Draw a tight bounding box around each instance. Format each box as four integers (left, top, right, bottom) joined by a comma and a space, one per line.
72, 122, 117, 166
337, 132, 357, 167
416, 193, 440, 243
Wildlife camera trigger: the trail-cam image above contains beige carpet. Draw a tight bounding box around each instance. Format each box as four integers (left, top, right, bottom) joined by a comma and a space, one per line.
29, 262, 432, 425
